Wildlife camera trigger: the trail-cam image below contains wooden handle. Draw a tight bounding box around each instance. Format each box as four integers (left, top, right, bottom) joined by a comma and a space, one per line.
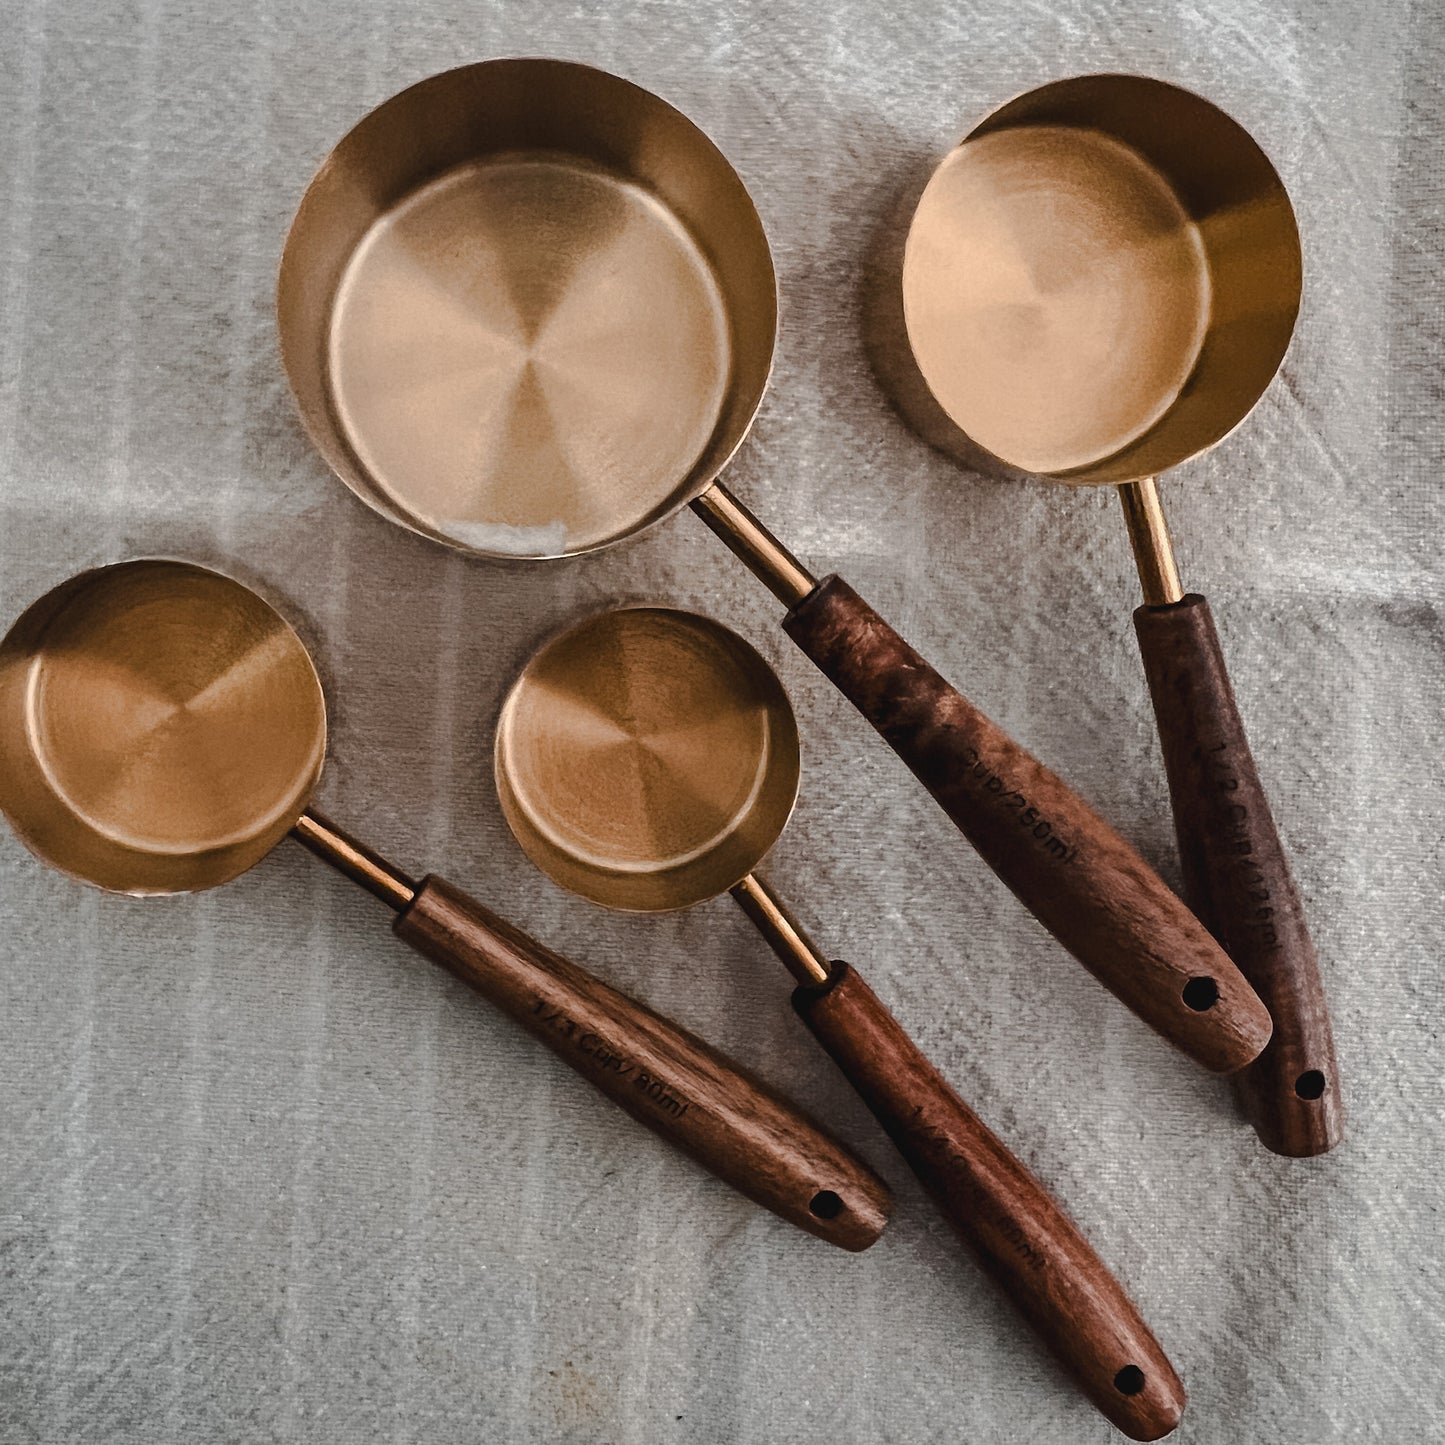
393, 876, 892, 1249
1135, 595, 1343, 1156
793, 964, 1185, 1440
783, 575, 1272, 1073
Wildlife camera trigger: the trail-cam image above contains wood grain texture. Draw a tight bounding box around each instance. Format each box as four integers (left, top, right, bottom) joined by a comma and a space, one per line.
394, 876, 893, 1248
783, 575, 1272, 1073
1135, 595, 1343, 1156
794, 964, 1185, 1441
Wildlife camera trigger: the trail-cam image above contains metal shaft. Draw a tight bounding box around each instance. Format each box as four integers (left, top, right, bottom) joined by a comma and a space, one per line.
292, 808, 417, 912
691, 484, 818, 608
729, 873, 831, 987
1117, 477, 1185, 607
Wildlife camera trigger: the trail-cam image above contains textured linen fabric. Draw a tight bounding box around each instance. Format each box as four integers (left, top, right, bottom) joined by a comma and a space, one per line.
0, 1, 1440, 1441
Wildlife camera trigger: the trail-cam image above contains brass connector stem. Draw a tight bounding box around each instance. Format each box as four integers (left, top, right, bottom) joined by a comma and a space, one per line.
691, 483, 818, 609
729, 873, 832, 987
292, 808, 417, 912
1117, 478, 1185, 607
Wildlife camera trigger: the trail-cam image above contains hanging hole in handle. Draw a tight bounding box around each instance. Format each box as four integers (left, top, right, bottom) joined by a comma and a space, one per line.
1295, 1069, 1327, 1100
809, 1190, 844, 1220
1182, 976, 1219, 1011
1114, 1365, 1146, 1396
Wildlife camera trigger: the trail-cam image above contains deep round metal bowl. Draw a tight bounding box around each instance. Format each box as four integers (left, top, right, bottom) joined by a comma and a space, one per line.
278, 59, 779, 559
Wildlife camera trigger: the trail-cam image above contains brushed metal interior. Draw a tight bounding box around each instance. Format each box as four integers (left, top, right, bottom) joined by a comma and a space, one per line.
874, 74, 1302, 485
278, 59, 778, 559
495, 608, 800, 912
0, 561, 327, 894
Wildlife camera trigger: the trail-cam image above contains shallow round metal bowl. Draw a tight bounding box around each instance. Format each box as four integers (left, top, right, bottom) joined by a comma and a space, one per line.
0, 560, 326, 894
495, 607, 800, 912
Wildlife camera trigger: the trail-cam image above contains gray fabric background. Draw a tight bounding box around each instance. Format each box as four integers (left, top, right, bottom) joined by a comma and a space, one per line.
1, 0, 1441, 1441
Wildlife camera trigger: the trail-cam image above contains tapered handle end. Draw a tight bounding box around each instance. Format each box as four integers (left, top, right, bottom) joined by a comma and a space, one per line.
1233, 1049, 1345, 1158
397, 877, 894, 1248
794, 964, 1185, 1439
784, 575, 1270, 1075
1135, 596, 1343, 1156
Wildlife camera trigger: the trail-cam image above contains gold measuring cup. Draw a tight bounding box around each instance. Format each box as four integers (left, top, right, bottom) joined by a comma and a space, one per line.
868, 74, 1340, 1156
276, 58, 1270, 1079
0, 559, 893, 1248
495, 606, 1185, 1441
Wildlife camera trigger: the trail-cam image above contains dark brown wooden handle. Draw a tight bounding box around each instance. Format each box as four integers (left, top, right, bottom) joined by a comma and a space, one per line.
393, 876, 892, 1249
793, 964, 1185, 1441
1134, 595, 1343, 1156
783, 575, 1272, 1073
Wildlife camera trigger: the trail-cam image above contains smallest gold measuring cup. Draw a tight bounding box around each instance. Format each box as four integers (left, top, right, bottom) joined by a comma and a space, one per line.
497, 606, 1186, 1440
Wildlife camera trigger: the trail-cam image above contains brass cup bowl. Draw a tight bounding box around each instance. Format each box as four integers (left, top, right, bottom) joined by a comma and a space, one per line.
0, 560, 326, 894
495, 606, 800, 913
278, 59, 777, 560
871, 73, 1301, 488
